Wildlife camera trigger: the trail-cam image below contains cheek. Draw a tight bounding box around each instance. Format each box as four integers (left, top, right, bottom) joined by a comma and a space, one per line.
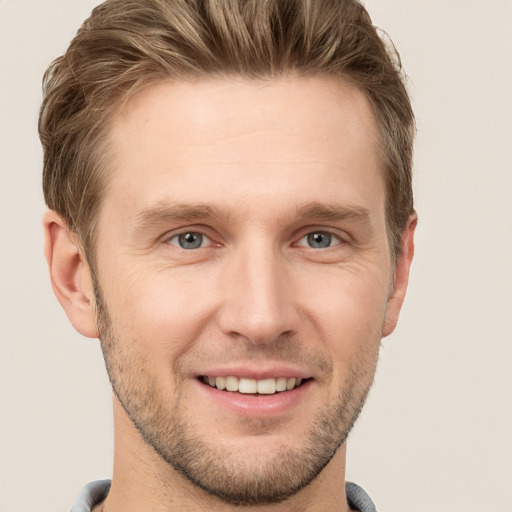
299, 260, 390, 322
101, 263, 220, 363
297, 264, 389, 373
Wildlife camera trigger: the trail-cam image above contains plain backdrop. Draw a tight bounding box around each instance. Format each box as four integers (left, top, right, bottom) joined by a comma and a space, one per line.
1, 1, 511, 511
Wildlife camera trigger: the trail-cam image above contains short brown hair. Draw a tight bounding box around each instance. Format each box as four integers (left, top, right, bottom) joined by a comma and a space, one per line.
39, 0, 415, 262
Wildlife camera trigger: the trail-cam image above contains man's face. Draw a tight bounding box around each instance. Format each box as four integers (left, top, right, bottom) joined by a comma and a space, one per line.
92, 76, 404, 505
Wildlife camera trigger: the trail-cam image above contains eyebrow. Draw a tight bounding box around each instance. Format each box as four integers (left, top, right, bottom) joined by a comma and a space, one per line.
133, 203, 227, 231
132, 201, 371, 232
295, 202, 371, 223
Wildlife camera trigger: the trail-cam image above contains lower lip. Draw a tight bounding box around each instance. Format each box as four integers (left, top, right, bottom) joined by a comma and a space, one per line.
195, 379, 313, 417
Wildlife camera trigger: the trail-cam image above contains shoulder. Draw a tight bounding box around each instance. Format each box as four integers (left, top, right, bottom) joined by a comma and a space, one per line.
70, 480, 111, 512
346, 481, 377, 512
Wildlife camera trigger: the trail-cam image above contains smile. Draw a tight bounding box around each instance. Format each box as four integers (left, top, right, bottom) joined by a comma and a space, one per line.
200, 375, 308, 394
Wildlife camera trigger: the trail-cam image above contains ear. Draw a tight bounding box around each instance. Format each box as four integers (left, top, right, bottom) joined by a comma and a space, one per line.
382, 214, 417, 337
43, 210, 99, 338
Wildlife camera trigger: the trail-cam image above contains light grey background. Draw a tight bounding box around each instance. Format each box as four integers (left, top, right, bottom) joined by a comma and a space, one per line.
1, 1, 511, 511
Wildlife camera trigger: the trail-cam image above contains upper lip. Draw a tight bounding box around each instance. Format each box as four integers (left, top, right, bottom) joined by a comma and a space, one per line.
195, 365, 313, 380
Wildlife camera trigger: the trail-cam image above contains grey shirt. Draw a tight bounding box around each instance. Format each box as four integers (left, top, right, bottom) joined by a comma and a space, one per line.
71, 479, 377, 511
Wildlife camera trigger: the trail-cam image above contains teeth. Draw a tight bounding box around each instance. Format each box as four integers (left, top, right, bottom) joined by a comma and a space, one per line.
225, 376, 239, 392
203, 375, 306, 394
276, 377, 287, 392
215, 376, 226, 390
257, 378, 276, 394
286, 377, 296, 390
239, 378, 257, 393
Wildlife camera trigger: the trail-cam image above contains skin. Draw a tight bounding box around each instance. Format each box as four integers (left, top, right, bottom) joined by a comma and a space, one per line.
44, 75, 416, 512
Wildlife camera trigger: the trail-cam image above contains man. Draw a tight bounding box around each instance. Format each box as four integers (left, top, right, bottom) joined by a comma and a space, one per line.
39, 0, 416, 510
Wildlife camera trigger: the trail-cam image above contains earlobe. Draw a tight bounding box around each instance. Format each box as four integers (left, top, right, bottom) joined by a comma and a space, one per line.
382, 214, 417, 337
43, 210, 99, 338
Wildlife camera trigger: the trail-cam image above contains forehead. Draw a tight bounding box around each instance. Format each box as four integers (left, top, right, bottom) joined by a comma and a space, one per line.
103, 75, 383, 224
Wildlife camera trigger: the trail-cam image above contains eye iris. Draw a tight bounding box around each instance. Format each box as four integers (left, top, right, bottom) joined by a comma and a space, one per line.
307, 232, 331, 248
178, 232, 203, 249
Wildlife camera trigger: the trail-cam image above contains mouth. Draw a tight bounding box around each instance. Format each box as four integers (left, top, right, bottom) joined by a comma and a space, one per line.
199, 375, 311, 395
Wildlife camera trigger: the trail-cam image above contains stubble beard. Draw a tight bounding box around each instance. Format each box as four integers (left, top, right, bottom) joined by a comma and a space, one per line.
95, 288, 379, 506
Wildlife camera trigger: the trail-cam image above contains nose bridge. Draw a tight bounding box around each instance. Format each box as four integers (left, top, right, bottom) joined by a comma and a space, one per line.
219, 238, 297, 345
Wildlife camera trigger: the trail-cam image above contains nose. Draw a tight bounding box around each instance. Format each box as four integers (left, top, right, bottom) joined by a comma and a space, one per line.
217, 243, 299, 345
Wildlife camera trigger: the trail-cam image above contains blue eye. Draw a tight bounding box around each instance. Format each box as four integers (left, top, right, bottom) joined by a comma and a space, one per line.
300, 231, 340, 249
169, 232, 206, 249
307, 232, 331, 248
